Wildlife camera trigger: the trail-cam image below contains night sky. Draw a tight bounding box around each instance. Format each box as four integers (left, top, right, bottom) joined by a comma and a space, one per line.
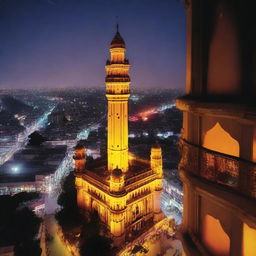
0, 0, 186, 90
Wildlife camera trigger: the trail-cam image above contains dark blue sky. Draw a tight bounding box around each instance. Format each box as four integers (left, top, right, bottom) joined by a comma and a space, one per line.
0, 0, 186, 90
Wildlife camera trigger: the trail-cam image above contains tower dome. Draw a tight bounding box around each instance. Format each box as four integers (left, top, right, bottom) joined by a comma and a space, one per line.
110, 167, 125, 194
111, 167, 124, 183
110, 24, 125, 49
112, 167, 123, 178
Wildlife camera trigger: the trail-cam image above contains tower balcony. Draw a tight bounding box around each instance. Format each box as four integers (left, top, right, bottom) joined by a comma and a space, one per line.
105, 76, 131, 83
179, 138, 256, 199
106, 89, 130, 95
106, 59, 129, 65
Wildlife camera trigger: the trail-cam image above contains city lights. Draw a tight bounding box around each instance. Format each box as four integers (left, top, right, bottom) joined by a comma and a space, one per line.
0, 0, 254, 255
11, 166, 20, 173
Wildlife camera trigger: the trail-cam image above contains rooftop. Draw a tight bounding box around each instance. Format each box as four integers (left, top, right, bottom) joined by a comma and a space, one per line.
81, 156, 152, 185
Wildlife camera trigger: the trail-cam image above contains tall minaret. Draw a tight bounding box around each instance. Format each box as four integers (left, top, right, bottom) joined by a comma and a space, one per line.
105, 24, 130, 172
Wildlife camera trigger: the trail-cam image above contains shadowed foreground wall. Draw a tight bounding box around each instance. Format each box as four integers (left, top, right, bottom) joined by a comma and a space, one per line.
177, 0, 256, 255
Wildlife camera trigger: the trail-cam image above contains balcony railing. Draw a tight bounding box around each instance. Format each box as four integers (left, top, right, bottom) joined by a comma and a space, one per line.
106, 89, 130, 95
179, 139, 256, 199
106, 59, 129, 65
105, 76, 131, 83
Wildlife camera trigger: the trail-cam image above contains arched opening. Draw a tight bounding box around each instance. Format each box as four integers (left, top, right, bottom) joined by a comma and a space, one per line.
202, 215, 230, 256
203, 122, 239, 157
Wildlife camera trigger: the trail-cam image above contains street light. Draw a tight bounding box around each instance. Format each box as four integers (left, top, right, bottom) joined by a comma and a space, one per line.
11, 166, 20, 173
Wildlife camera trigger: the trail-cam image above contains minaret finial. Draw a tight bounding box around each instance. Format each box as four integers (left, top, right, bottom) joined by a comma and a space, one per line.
116, 16, 119, 32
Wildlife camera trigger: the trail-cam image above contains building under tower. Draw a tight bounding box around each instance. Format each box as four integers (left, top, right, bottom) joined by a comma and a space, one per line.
74, 25, 165, 246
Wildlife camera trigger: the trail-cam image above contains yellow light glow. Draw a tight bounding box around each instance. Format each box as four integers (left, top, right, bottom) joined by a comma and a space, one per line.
106, 42, 130, 172
74, 148, 86, 171
202, 215, 230, 256
203, 122, 239, 157
74, 28, 164, 245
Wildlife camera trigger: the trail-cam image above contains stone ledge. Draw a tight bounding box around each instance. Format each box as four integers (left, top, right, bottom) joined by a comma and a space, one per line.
176, 96, 256, 123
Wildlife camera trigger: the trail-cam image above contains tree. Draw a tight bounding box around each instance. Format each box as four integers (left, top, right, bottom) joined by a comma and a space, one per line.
0, 193, 42, 255
80, 234, 112, 256
13, 192, 40, 205
14, 207, 41, 244
13, 208, 42, 256
79, 211, 112, 256
55, 172, 83, 232
28, 131, 46, 146
80, 210, 109, 240
14, 240, 42, 256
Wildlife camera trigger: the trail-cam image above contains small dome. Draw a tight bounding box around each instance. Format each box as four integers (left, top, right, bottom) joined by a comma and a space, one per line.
110, 24, 125, 49
75, 143, 85, 150
112, 167, 123, 177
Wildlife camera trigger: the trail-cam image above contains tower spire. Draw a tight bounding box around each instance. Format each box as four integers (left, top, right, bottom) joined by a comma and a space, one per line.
105, 26, 130, 172
110, 18, 125, 49
116, 15, 119, 32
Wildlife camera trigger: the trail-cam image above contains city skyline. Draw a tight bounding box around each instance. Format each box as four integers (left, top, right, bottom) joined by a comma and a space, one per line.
0, 1, 255, 255
0, 0, 185, 90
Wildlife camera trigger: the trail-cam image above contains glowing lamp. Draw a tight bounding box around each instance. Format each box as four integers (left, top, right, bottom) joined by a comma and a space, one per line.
11, 166, 19, 173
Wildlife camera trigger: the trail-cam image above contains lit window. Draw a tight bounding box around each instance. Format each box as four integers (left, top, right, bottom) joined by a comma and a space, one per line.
203, 122, 239, 157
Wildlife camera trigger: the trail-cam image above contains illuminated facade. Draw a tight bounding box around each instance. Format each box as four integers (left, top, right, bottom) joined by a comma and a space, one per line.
75, 26, 164, 245
177, 1, 256, 255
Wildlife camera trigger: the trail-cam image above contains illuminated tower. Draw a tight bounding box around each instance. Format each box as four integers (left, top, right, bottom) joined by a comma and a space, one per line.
75, 25, 165, 248
109, 168, 126, 238
105, 24, 130, 172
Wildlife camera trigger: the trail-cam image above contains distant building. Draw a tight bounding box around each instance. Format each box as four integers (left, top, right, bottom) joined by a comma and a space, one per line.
48, 111, 67, 125
0, 145, 67, 195
162, 177, 183, 224
75, 26, 165, 246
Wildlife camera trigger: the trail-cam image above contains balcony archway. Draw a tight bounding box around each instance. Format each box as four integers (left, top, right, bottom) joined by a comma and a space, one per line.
203, 122, 239, 157
202, 214, 230, 256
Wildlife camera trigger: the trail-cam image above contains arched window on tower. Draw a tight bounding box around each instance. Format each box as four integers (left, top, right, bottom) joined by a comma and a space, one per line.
202, 215, 230, 256
203, 122, 239, 157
